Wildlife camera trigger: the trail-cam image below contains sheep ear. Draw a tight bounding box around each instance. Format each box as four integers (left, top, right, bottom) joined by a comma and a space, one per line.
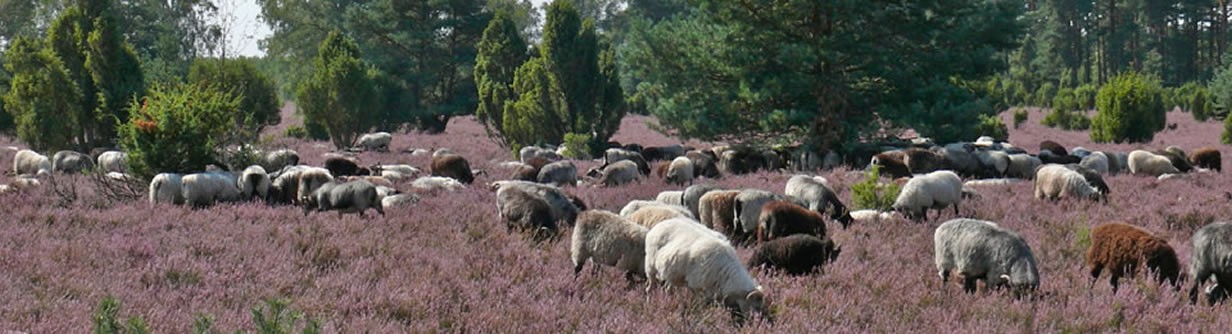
1000, 274, 1011, 283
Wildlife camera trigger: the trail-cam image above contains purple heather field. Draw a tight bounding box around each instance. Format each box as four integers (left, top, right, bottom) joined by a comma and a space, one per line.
2, 105, 1232, 332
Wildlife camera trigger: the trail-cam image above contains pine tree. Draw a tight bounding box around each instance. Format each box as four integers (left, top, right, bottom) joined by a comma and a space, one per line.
474, 12, 529, 146
295, 31, 380, 150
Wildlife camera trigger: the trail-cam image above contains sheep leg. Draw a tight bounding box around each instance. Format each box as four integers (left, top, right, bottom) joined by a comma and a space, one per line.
1189, 271, 1208, 304
951, 203, 958, 215
962, 276, 979, 294
1109, 275, 1120, 294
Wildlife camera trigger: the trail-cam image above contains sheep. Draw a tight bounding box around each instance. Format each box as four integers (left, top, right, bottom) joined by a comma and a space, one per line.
491, 180, 581, 227
356, 132, 392, 152
537, 160, 577, 187
1085, 222, 1181, 292
903, 148, 948, 175
934, 218, 1039, 295
686, 150, 721, 179
1128, 150, 1180, 176
13, 149, 51, 176
665, 156, 695, 186
1190, 147, 1222, 172
939, 144, 981, 177
755, 200, 827, 243
571, 210, 650, 282
642, 144, 686, 161
496, 183, 558, 237
620, 200, 667, 217
1156, 148, 1194, 173
294, 167, 335, 205
303, 179, 384, 217
181, 171, 242, 208
1079, 151, 1110, 175
963, 178, 1025, 187
629, 205, 694, 228
238, 165, 272, 201
892, 170, 963, 221
508, 163, 540, 182
1103, 151, 1129, 175
431, 154, 474, 184
149, 173, 184, 205
0, 176, 42, 194
1006, 154, 1041, 179
410, 176, 465, 193
1071, 146, 1092, 158
975, 150, 1010, 177
869, 150, 911, 179
655, 190, 684, 206
50, 150, 93, 173
263, 149, 300, 171
699, 190, 741, 238
849, 209, 896, 222
96, 151, 128, 174
589, 160, 641, 187
733, 189, 790, 243
644, 218, 768, 323
604, 148, 650, 174
747, 234, 841, 276
1063, 164, 1110, 196
1038, 151, 1082, 165
683, 184, 724, 218
1034, 164, 1105, 202
520, 145, 562, 164
325, 156, 369, 177
1039, 140, 1067, 156
784, 174, 854, 229
381, 193, 420, 211
1189, 222, 1232, 305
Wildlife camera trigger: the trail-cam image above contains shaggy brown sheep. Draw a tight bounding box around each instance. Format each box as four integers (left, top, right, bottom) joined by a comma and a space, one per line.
747, 234, 841, 276
325, 157, 367, 177
755, 200, 827, 244
1086, 222, 1181, 292
698, 190, 741, 238
1190, 147, 1222, 172
870, 150, 911, 179
431, 154, 474, 184
903, 148, 947, 175
1039, 140, 1068, 156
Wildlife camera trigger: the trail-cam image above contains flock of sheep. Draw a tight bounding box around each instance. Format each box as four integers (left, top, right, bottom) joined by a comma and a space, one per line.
6, 129, 1232, 325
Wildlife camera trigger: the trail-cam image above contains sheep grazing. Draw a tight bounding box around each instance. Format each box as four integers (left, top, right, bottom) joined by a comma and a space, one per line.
1190, 147, 1222, 172
733, 189, 790, 242
756, 200, 827, 243
1039, 140, 1067, 156
1103, 151, 1128, 175
491, 180, 581, 227
665, 156, 695, 186
747, 234, 841, 276
784, 174, 853, 229
1085, 222, 1180, 292
263, 149, 300, 171
1079, 151, 1110, 175
181, 171, 242, 208
294, 167, 335, 205
431, 154, 474, 184
149, 173, 184, 205
572, 210, 650, 282
239, 165, 272, 201
655, 190, 684, 206
1128, 150, 1180, 176
892, 170, 963, 221
1034, 164, 1105, 202
411, 176, 465, 192
325, 157, 368, 177
685, 150, 721, 179
1006, 154, 1042, 179
537, 160, 577, 187
903, 148, 948, 175
645, 218, 768, 324
869, 150, 911, 179
381, 193, 420, 211
976, 150, 1010, 178
934, 218, 1039, 295
589, 160, 641, 187
699, 190, 742, 237
13, 149, 52, 176
51, 150, 93, 174
303, 179, 385, 217
683, 184, 724, 218
509, 163, 540, 182
849, 209, 896, 222
96, 151, 128, 174
496, 183, 558, 237
603, 148, 651, 175
1155, 148, 1194, 173
629, 205, 693, 228
1189, 222, 1232, 305
1063, 164, 1111, 197
520, 145, 562, 164
356, 132, 392, 152
619, 200, 668, 217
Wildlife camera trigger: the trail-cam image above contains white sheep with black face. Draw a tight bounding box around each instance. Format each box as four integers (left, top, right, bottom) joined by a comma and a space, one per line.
1128, 150, 1179, 176
644, 218, 769, 324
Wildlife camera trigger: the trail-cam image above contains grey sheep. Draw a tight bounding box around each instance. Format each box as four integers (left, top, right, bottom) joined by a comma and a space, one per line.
1189, 222, 1232, 305
1006, 154, 1041, 179
52, 150, 93, 173
733, 189, 790, 242
655, 190, 684, 206
96, 151, 128, 174
182, 171, 242, 208
572, 210, 650, 282
263, 149, 300, 172
683, 184, 724, 218
784, 174, 854, 229
589, 160, 641, 187
1079, 151, 1110, 175
148, 173, 184, 205
491, 180, 581, 227
934, 218, 1039, 296
537, 160, 577, 187
303, 179, 385, 217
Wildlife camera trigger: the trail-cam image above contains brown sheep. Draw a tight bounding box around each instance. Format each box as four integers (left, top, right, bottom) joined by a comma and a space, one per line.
1190, 147, 1222, 172
1085, 222, 1181, 292
1040, 140, 1067, 156
325, 157, 368, 177
903, 148, 948, 175
870, 150, 911, 179
509, 164, 539, 182
628, 206, 692, 228
1155, 148, 1194, 173
698, 190, 741, 238
747, 234, 841, 276
755, 200, 827, 244
431, 154, 474, 184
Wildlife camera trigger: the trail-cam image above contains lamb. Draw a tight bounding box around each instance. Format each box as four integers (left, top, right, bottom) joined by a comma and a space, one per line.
1128, 150, 1180, 176
747, 234, 841, 276
1085, 222, 1180, 292
629, 205, 694, 228
665, 156, 695, 186
181, 171, 242, 208
411, 176, 465, 192
263, 149, 300, 171
1006, 154, 1042, 179
733, 189, 790, 242
1034, 164, 1105, 202
655, 190, 684, 206
683, 184, 724, 218
537, 160, 577, 187
1189, 222, 1232, 305
571, 210, 650, 282
13, 149, 51, 176
892, 170, 963, 221
356, 132, 392, 152
238, 165, 272, 201
934, 218, 1039, 295
589, 160, 641, 187
1190, 147, 1222, 172
303, 179, 385, 217
324, 156, 368, 177
148, 173, 184, 205
784, 174, 854, 229
96, 151, 128, 174
431, 154, 474, 184
644, 218, 768, 323
755, 200, 827, 243
491, 180, 581, 227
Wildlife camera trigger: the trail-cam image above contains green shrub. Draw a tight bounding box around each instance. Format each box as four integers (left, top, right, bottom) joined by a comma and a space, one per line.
119, 82, 241, 179
1073, 84, 1098, 110
93, 296, 150, 334
1041, 109, 1091, 130
974, 114, 1009, 141
851, 165, 902, 211
1034, 82, 1057, 107
251, 298, 321, 334
188, 58, 280, 140
561, 132, 592, 159
1193, 88, 1212, 121
1091, 71, 1165, 143
1052, 87, 1077, 112
284, 125, 308, 139
1223, 112, 1232, 144
1011, 108, 1028, 129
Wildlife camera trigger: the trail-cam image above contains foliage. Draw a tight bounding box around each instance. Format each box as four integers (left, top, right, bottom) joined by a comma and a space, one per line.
251, 298, 321, 334
1011, 108, 1029, 129
0, 53, 11, 133
501, 56, 565, 147
474, 12, 529, 146
1223, 111, 1232, 144
84, 0, 147, 149
1091, 72, 1165, 143
1072, 84, 1098, 110
188, 57, 281, 139
92, 296, 150, 334
1052, 87, 1077, 112
974, 114, 1009, 141
295, 31, 380, 149
2, 36, 82, 151
284, 125, 308, 139
119, 82, 240, 179
1211, 61, 1232, 117
1034, 82, 1057, 107
621, 0, 1022, 149
1041, 109, 1091, 131
560, 132, 591, 159
851, 165, 901, 211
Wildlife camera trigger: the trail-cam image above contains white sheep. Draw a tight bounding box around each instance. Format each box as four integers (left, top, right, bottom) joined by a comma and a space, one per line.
13, 149, 51, 176
96, 151, 128, 174
849, 209, 896, 222
892, 170, 963, 221
537, 160, 577, 187
1079, 151, 1110, 175
644, 217, 768, 322
411, 176, 465, 192
1034, 164, 1104, 202
239, 165, 272, 201
571, 210, 650, 282
381, 193, 420, 211
963, 178, 1025, 187
934, 218, 1039, 295
1128, 150, 1179, 176
655, 190, 684, 206
182, 171, 242, 207
149, 173, 184, 205
356, 132, 392, 152
303, 179, 385, 216
666, 156, 695, 186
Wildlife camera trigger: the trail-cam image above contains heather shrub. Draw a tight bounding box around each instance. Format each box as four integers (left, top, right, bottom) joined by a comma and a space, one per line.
1091, 71, 1165, 143
119, 82, 241, 179
974, 114, 1009, 141
1011, 108, 1028, 129
850, 165, 901, 211
93, 296, 150, 334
